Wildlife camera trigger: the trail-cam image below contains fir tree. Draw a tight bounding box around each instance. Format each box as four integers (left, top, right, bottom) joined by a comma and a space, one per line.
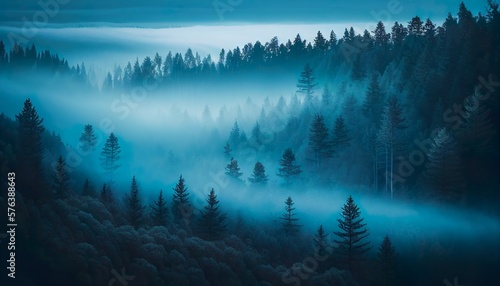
100, 183, 114, 209
82, 178, 94, 197
376, 235, 399, 286
79, 124, 97, 155
150, 190, 168, 227
16, 98, 45, 200
309, 114, 331, 167
334, 195, 371, 273
229, 120, 241, 147
280, 196, 300, 235
199, 188, 227, 240
248, 161, 269, 185
377, 97, 406, 199
124, 176, 145, 229
331, 115, 352, 156
225, 157, 243, 180
277, 148, 302, 184
424, 128, 465, 202
314, 225, 331, 259
102, 72, 113, 93
172, 175, 193, 225
53, 155, 70, 197
100, 132, 121, 182
297, 63, 317, 102
223, 142, 232, 158
251, 121, 263, 146
321, 85, 332, 107
351, 54, 365, 81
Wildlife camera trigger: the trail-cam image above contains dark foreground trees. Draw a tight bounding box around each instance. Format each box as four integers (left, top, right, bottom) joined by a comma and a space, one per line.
172, 175, 193, 227
277, 148, 302, 184
199, 188, 227, 240
280, 196, 301, 235
334, 195, 371, 273
16, 98, 45, 200
124, 176, 145, 229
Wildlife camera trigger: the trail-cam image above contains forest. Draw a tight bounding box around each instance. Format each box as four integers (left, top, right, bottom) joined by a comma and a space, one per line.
1, 1, 500, 285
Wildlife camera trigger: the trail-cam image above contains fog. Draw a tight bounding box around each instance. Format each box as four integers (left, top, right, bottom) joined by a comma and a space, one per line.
1, 4, 499, 283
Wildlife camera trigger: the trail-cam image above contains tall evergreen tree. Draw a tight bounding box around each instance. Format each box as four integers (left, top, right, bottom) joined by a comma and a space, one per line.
229, 120, 241, 147
100, 183, 114, 210
424, 128, 465, 202
277, 148, 302, 184
309, 114, 331, 167
297, 63, 317, 102
280, 196, 300, 235
377, 97, 406, 198
314, 225, 330, 258
376, 235, 399, 286
82, 178, 94, 197
16, 98, 45, 200
362, 73, 385, 124
172, 175, 192, 225
100, 132, 121, 182
351, 54, 366, 81
223, 142, 232, 158
124, 176, 145, 229
313, 31, 328, 53
321, 85, 332, 107
53, 155, 70, 197
79, 124, 97, 155
331, 115, 352, 156
225, 157, 243, 180
248, 161, 269, 185
150, 190, 168, 226
334, 195, 371, 273
199, 188, 227, 240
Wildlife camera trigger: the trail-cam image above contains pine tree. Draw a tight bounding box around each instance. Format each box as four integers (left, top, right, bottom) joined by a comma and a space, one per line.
249, 161, 269, 185
100, 132, 121, 183
314, 225, 330, 258
351, 54, 366, 81
313, 31, 328, 53
150, 190, 168, 226
199, 188, 227, 240
334, 195, 371, 273
229, 120, 241, 147
277, 148, 302, 184
102, 72, 113, 93
309, 114, 332, 167
460, 89, 495, 152
376, 235, 399, 286
280, 196, 300, 235
251, 121, 263, 146
172, 175, 192, 225
223, 142, 232, 158
124, 176, 145, 229
362, 73, 385, 124
100, 183, 114, 210
53, 155, 70, 197
377, 97, 406, 199
16, 98, 45, 200
79, 124, 97, 155
321, 85, 332, 107
225, 157, 243, 180
424, 128, 465, 202
82, 178, 94, 197
297, 63, 317, 103
331, 115, 352, 156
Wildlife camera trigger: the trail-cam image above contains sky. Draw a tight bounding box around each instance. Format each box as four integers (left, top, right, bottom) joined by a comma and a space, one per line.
0, 0, 487, 25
